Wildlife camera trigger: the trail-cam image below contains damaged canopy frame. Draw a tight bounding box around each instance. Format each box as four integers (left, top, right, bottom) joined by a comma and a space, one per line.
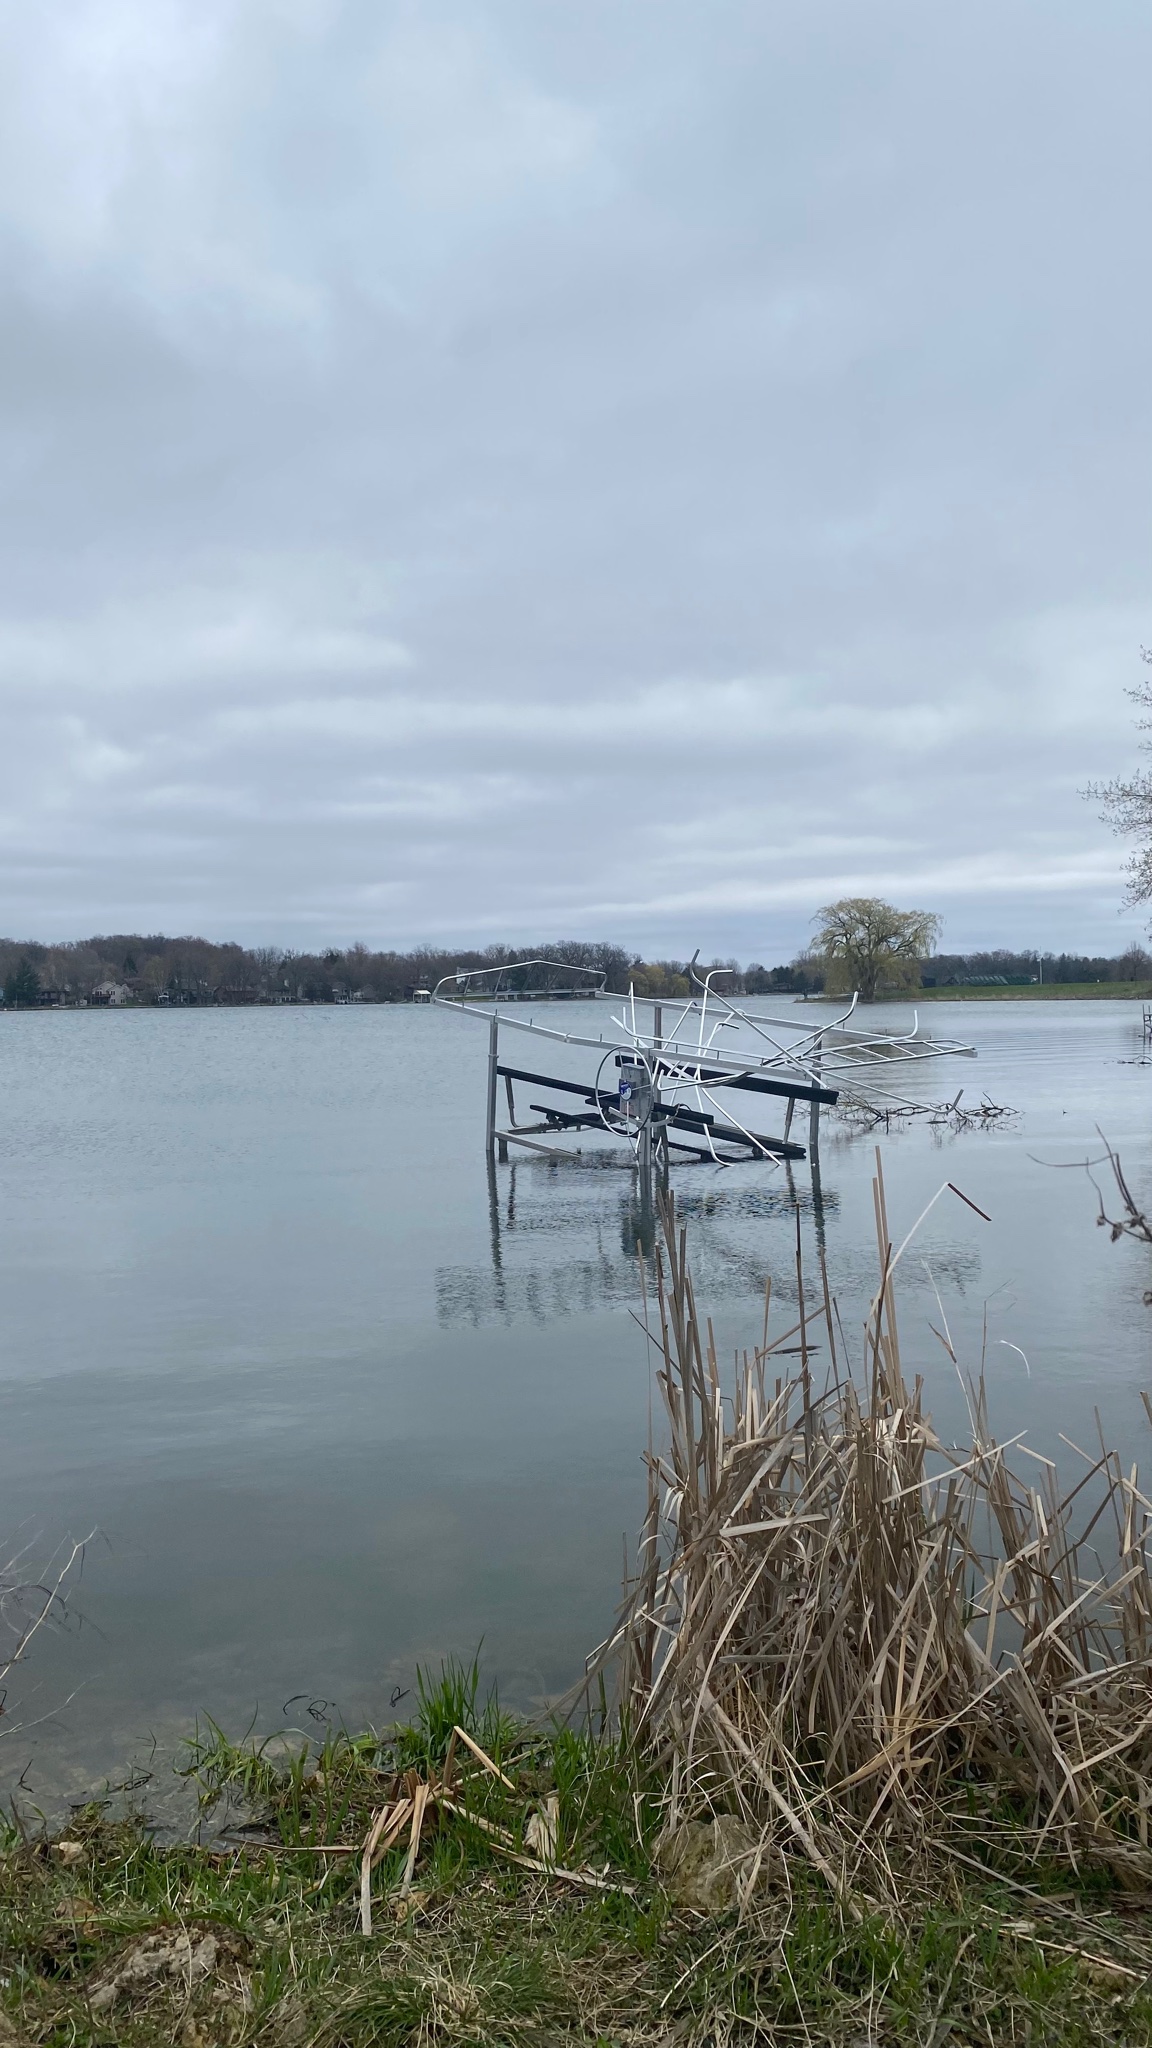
432, 954, 976, 1172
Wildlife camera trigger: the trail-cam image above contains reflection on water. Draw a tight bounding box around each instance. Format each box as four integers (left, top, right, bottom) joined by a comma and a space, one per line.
435, 1156, 980, 1328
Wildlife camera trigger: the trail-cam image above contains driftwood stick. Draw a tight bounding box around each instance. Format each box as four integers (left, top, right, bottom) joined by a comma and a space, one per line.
451, 1724, 516, 1790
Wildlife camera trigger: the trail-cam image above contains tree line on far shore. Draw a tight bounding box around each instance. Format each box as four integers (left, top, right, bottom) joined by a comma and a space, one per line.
2, 923, 1150, 1009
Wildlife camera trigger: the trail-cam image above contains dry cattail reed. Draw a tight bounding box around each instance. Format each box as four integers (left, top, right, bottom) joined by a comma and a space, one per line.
589, 1159, 1152, 1905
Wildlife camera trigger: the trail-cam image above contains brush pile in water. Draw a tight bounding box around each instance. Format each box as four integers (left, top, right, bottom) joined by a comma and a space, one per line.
594, 1158, 1152, 1906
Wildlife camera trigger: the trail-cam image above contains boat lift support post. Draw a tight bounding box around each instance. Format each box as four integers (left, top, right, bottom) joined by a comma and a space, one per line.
486, 1013, 508, 1163
809, 1029, 823, 1163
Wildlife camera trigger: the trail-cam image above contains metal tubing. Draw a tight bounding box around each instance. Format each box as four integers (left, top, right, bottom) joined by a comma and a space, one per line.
498, 1060, 836, 1108
486, 1013, 499, 1158
497, 1131, 575, 1159
638, 1110, 652, 1183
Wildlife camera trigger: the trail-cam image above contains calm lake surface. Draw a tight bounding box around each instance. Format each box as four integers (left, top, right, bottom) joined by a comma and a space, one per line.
1, 997, 1150, 1804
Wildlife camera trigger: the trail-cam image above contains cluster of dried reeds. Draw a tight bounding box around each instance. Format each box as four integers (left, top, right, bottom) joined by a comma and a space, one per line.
592, 1157, 1152, 1908
349, 1726, 618, 1936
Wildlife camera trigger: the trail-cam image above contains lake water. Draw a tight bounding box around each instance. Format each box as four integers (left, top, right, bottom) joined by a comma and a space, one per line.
1, 997, 1150, 1808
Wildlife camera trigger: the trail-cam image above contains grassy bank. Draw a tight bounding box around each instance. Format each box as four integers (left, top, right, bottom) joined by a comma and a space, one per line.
5, 1679, 1152, 2047
913, 981, 1152, 1002
804, 982, 1152, 1001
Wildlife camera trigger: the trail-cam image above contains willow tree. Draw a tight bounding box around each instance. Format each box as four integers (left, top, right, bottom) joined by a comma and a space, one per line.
1088, 650, 1152, 910
814, 898, 940, 1002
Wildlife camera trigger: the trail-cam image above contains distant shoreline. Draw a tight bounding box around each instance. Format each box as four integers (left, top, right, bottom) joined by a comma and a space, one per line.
5, 981, 1152, 1012
807, 982, 1152, 1004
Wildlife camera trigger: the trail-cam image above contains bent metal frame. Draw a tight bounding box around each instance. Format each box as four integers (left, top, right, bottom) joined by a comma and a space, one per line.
432, 955, 976, 1174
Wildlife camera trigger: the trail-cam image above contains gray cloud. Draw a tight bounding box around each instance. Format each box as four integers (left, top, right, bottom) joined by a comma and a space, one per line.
0, 0, 1149, 956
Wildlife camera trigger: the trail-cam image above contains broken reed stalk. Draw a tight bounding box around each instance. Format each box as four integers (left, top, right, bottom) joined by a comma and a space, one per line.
352, 1728, 629, 1932
593, 1160, 1152, 1903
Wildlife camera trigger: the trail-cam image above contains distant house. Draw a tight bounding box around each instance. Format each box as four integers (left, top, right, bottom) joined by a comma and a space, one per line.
91, 981, 132, 1006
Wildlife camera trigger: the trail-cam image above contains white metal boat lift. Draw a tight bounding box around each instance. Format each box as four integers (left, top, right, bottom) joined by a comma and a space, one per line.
433, 954, 976, 1175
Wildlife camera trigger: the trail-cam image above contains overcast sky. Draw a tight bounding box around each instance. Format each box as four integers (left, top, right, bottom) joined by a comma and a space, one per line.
0, 0, 1149, 961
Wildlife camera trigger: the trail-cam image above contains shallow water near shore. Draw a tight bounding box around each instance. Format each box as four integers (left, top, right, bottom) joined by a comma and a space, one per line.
0, 996, 1149, 1808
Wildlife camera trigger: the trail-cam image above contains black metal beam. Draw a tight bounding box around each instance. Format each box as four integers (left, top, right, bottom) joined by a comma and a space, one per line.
529, 1104, 603, 1129
499, 1064, 809, 1159
500, 1059, 834, 1109
658, 1103, 805, 1159
498, 1064, 611, 1101
653, 1061, 838, 1107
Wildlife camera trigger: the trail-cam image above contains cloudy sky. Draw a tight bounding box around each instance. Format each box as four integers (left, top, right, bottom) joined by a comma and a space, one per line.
0, 0, 1149, 960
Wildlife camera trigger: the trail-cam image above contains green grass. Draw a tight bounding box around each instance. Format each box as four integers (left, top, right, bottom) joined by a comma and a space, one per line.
910, 982, 1152, 1002
5, 1665, 1152, 2044
803, 982, 1152, 1002
832, 978, 1147, 1003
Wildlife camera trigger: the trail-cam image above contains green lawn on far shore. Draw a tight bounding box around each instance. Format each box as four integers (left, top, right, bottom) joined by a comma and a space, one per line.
805, 982, 1152, 1003
914, 982, 1151, 1001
